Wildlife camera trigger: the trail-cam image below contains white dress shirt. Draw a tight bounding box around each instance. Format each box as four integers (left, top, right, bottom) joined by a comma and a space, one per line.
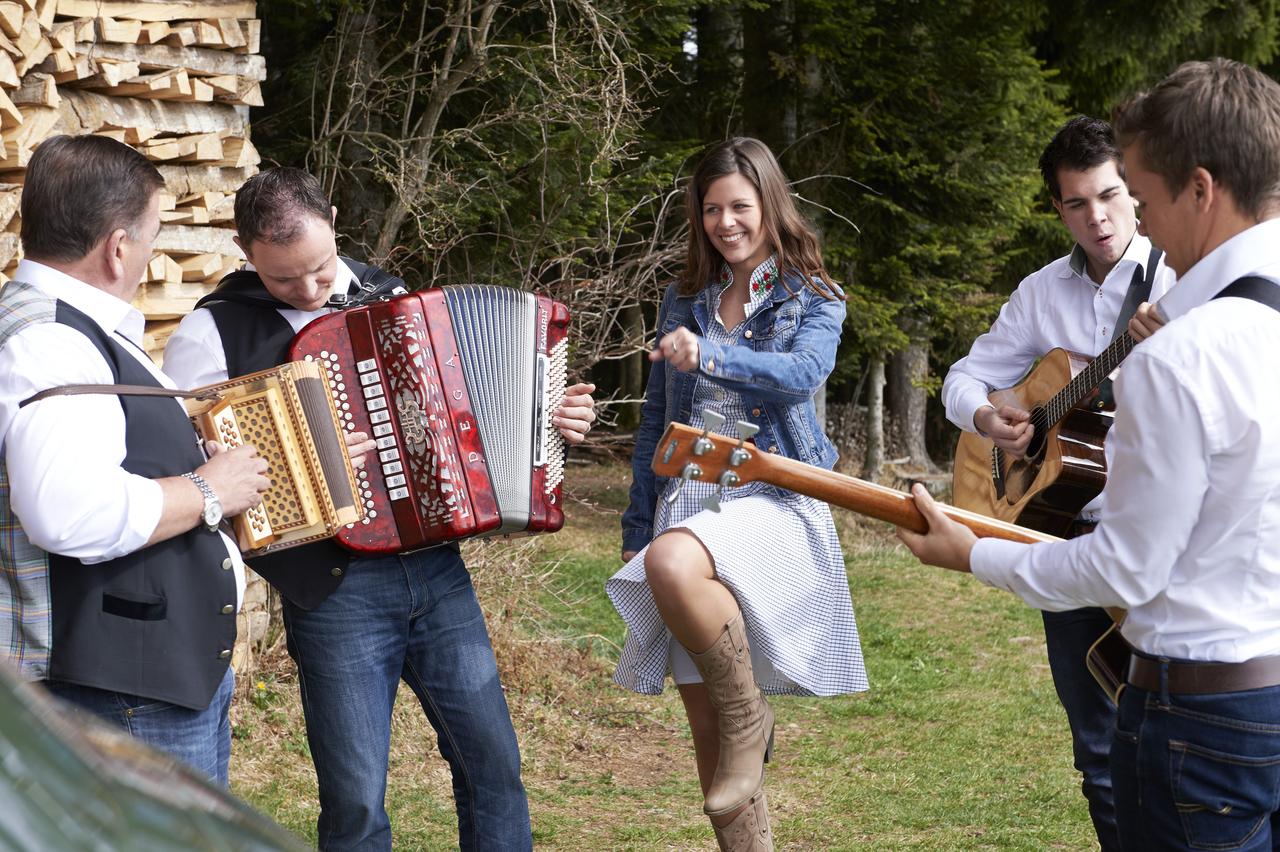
941, 234, 1176, 517
971, 218, 1280, 662
0, 260, 245, 605
163, 261, 359, 388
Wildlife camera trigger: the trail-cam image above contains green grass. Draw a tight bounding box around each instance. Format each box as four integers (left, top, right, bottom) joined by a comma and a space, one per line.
230, 461, 1096, 850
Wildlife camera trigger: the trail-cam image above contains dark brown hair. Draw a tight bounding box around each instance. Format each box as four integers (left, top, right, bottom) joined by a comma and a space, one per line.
234, 167, 332, 249
1113, 58, 1280, 219
20, 134, 164, 262
1038, 116, 1123, 202
681, 137, 841, 300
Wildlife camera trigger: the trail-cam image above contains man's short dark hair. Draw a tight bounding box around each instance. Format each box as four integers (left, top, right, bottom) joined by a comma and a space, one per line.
234, 167, 332, 249
1038, 116, 1123, 202
1113, 58, 1280, 220
20, 135, 164, 262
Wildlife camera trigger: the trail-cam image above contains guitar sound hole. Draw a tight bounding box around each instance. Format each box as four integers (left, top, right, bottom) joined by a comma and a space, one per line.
1025, 405, 1048, 462
1002, 405, 1048, 505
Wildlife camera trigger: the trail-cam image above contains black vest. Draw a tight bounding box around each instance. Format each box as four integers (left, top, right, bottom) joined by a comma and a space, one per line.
49, 303, 237, 711
197, 259, 408, 609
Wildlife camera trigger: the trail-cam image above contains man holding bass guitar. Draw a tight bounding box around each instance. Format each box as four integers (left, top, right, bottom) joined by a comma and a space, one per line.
940, 116, 1175, 851
907, 58, 1280, 850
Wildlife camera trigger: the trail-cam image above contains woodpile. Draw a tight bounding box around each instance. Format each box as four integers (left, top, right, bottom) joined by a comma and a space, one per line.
0, 0, 261, 357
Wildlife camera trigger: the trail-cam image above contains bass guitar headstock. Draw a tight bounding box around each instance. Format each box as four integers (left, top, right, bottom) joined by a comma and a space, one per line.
651, 411, 768, 512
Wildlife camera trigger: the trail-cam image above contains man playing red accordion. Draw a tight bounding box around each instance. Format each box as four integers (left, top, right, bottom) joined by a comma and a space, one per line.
164, 167, 596, 852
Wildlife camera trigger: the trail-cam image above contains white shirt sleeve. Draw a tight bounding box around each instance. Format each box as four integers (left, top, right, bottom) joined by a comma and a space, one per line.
970, 348, 1208, 610
0, 324, 165, 561
162, 308, 231, 387
941, 279, 1042, 432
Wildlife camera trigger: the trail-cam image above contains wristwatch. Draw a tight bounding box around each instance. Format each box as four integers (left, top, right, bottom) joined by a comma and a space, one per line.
182, 472, 223, 532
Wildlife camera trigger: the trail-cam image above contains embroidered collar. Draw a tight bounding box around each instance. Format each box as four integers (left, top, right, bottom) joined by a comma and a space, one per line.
717, 255, 779, 298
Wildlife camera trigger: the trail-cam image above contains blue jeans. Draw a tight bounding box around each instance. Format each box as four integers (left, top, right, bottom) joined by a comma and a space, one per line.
282, 547, 530, 852
1112, 669, 1280, 851
1042, 606, 1120, 852
43, 666, 234, 787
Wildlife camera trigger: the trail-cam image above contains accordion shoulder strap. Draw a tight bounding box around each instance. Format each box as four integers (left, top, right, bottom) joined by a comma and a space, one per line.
20, 383, 219, 408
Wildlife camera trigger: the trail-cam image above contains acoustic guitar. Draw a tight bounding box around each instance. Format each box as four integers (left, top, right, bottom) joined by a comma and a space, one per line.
654, 418, 1130, 703
950, 334, 1142, 537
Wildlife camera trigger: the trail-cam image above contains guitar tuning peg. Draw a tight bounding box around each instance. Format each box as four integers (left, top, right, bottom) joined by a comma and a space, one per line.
728, 421, 758, 467
699, 470, 741, 513
693, 409, 725, 457
665, 461, 703, 504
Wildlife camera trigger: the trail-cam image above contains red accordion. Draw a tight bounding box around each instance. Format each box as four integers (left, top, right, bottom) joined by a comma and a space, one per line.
289, 286, 570, 554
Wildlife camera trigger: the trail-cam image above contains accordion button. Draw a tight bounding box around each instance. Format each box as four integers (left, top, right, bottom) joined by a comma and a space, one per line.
218, 649, 231, 660
220, 604, 234, 615
221, 558, 233, 571
331, 567, 344, 577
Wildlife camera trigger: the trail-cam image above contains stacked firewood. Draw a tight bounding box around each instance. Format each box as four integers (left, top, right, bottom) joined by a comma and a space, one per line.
0, 0, 261, 356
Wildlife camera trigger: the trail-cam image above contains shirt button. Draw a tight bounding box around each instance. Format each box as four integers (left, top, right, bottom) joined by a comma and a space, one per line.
752, 408, 761, 417
331, 567, 344, 577
768, 445, 778, 453
221, 557, 233, 571
218, 649, 231, 660
744, 330, 753, 339
221, 604, 234, 615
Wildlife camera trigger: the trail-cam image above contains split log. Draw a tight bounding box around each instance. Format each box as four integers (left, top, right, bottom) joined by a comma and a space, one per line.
68, 40, 266, 81
55, 1, 258, 22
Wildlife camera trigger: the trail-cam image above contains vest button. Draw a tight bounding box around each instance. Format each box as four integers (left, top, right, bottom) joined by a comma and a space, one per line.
221, 558, 233, 571
218, 649, 231, 660
221, 604, 234, 615
331, 567, 344, 577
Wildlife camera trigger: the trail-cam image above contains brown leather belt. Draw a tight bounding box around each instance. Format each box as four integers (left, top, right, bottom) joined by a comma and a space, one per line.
1128, 654, 1280, 694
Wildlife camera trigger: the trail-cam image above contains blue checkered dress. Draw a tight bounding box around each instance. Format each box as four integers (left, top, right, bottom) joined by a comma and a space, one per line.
608, 261, 867, 696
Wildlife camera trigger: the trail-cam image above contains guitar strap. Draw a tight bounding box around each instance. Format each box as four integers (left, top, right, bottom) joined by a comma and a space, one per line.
1096, 245, 1163, 408
1211, 275, 1280, 311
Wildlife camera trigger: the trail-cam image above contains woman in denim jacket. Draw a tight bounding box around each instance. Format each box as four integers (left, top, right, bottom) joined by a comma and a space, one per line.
607, 138, 867, 851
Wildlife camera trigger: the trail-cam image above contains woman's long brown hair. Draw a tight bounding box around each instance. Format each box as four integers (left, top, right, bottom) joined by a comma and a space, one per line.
681, 137, 843, 301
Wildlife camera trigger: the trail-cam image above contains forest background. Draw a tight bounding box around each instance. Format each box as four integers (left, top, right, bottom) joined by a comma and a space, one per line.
254, 0, 1280, 472
218, 2, 1280, 847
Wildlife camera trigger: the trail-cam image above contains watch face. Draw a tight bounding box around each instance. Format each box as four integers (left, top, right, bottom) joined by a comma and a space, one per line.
203, 500, 223, 528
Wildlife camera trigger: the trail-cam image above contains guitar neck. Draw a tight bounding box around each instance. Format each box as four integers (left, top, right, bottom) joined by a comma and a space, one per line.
757, 453, 1060, 544
1045, 331, 1136, 425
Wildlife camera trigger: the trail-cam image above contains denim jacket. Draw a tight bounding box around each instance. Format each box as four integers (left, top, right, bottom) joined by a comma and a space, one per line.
621, 272, 846, 554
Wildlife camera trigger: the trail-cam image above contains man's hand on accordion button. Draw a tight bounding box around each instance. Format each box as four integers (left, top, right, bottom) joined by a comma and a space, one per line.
344, 431, 379, 468
554, 382, 597, 445
199, 441, 271, 516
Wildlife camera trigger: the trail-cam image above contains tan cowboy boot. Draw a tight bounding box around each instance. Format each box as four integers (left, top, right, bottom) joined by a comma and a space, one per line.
687, 613, 775, 815
711, 790, 774, 851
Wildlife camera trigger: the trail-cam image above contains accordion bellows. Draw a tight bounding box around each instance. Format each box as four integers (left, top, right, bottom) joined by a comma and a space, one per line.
186, 361, 364, 556
289, 286, 570, 553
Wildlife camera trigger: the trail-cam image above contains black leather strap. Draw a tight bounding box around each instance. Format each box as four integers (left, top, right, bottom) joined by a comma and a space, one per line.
1116, 246, 1162, 330
1212, 275, 1280, 312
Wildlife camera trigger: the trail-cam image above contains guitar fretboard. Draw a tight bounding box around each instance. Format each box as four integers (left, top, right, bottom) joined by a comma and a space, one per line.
1043, 330, 1135, 426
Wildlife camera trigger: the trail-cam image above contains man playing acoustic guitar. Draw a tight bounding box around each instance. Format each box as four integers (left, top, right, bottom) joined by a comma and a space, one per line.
939, 117, 1176, 851
912, 58, 1280, 850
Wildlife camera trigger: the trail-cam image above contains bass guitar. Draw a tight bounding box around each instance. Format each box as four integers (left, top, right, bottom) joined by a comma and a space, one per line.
654, 416, 1130, 703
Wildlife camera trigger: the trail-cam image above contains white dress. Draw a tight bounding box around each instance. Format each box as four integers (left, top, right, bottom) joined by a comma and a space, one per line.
607, 262, 868, 697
